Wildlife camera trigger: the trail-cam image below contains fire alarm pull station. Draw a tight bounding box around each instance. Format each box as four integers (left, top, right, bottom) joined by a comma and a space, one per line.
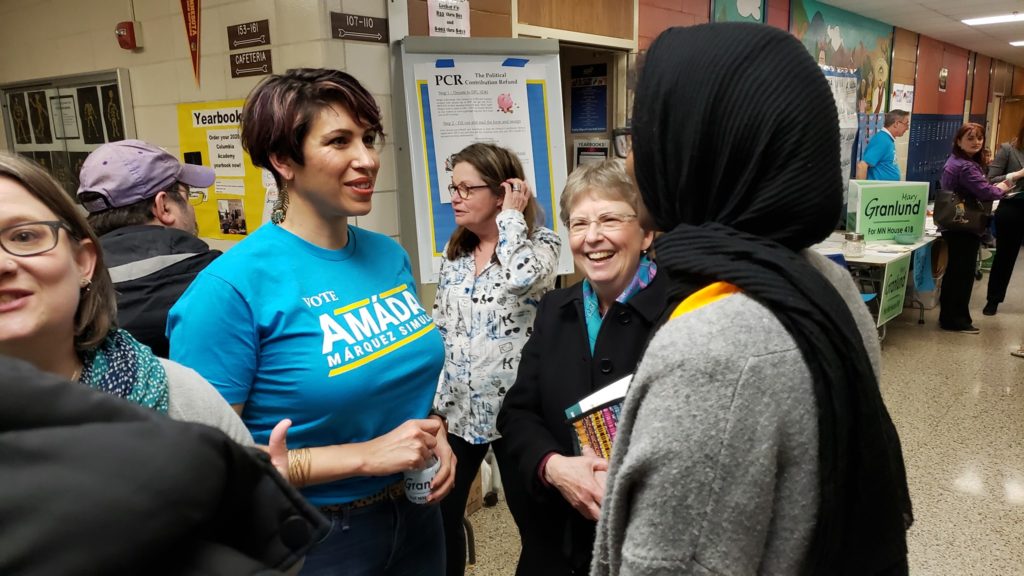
115, 21, 141, 50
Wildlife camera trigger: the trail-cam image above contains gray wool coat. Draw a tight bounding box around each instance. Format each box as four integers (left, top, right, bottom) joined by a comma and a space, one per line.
591, 250, 881, 576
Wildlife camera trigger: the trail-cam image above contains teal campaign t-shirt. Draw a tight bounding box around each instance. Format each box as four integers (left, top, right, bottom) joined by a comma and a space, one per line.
168, 223, 444, 506
863, 130, 900, 181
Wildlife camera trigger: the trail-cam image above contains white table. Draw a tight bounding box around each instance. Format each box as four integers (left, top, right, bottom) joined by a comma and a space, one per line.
813, 232, 939, 335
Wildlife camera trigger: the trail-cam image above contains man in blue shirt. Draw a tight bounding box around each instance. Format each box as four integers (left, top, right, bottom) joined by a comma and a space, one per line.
857, 109, 910, 181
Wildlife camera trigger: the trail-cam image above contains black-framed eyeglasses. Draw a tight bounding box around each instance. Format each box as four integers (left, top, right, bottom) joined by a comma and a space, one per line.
448, 182, 491, 200
0, 220, 76, 257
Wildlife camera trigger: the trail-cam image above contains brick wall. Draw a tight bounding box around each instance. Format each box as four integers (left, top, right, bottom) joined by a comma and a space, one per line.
638, 0, 709, 51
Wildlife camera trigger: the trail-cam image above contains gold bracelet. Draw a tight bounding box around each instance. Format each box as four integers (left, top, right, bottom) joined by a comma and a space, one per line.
288, 447, 312, 487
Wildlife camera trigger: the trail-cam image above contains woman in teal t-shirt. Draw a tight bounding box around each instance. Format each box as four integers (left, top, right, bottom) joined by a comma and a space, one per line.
168, 68, 451, 576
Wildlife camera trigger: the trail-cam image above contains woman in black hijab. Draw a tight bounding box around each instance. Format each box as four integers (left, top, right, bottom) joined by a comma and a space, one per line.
591, 23, 912, 576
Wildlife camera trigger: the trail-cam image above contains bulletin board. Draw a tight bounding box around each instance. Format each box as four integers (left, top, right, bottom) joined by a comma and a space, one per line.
177, 99, 270, 240
393, 37, 573, 284
1, 69, 135, 197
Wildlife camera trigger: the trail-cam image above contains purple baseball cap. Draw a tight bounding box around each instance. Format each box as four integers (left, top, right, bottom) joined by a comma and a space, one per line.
76, 140, 216, 213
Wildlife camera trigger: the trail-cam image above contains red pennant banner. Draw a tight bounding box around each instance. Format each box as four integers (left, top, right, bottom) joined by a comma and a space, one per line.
181, 0, 200, 85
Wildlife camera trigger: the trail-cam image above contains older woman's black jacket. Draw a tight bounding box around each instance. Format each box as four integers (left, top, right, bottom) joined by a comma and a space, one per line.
497, 272, 669, 575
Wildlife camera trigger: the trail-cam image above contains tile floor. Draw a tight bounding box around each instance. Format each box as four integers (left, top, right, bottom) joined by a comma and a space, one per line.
464, 256, 1024, 576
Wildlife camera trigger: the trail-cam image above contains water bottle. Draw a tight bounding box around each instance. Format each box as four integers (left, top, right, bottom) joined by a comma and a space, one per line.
403, 455, 440, 505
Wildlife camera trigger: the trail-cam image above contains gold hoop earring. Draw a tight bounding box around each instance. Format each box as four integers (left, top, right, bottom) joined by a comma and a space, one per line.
272, 182, 289, 225
80, 278, 92, 293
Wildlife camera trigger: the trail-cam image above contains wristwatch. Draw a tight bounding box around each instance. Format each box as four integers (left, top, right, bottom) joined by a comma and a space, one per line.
428, 409, 448, 432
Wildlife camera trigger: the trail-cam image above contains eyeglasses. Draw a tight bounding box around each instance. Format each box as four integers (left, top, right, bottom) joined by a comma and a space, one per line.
448, 182, 491, 200
0, 220, 75, 257
567, 213, 638, 236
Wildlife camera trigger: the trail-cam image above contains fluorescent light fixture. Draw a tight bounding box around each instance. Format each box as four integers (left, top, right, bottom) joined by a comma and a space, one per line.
1012, 41, 1024, 46
963, 13, 1024, 25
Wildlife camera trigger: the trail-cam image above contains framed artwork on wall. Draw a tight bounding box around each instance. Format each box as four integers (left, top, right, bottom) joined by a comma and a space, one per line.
27, 91, 53, 144
1, 69, 135, 197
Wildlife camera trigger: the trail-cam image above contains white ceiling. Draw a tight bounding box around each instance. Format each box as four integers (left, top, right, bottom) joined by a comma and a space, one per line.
822, 0, 1024, 66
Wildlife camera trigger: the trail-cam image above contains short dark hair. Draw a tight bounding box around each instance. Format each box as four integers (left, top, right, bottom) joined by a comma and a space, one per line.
0, 152, 117, 351
241, 68, 384, 189
82, 182, 187, 237
883, 109, 909, 128
445, 143, 540, 260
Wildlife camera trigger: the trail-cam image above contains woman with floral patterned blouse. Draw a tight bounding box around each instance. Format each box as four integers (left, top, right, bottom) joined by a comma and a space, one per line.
432, 143, 561, 576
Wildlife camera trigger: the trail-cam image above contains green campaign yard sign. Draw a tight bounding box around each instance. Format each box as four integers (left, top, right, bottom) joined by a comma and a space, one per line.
847, 180, 928, 241
877, 253, 911, 327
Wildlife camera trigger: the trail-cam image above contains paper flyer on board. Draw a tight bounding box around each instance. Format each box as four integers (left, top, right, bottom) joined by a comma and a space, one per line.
821, 66, 858, 204
415, 61, 534, 204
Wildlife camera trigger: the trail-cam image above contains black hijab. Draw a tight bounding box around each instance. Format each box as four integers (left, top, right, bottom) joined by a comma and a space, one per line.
633, 24, 911, 575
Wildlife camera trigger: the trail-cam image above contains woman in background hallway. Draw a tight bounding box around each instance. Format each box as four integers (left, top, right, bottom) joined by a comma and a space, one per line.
939, 123, 1020, 333
432, 142, 560, 576
591, 23, 912, 575
984, 122, 1024, 316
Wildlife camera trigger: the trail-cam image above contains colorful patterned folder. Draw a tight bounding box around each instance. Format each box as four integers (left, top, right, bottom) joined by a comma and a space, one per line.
567, 400, 623, 460
564, 374, 632, 459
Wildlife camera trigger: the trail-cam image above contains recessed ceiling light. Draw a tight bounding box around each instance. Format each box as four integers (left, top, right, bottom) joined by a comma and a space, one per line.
1012, 41, 1024, 46
964, 13, 1024, 25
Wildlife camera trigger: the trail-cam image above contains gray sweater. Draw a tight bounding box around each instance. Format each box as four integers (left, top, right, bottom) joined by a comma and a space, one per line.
162, 358, 253, 446
591, 251, 880, 576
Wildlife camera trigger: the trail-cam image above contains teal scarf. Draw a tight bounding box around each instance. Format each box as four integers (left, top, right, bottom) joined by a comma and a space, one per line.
79, 328, 170, 413
581, 256, 657, 353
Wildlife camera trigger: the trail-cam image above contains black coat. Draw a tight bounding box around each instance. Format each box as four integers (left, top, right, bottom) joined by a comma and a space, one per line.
100, 225, 221, 358
497, 272, 669, 575
0, 355, 328, 576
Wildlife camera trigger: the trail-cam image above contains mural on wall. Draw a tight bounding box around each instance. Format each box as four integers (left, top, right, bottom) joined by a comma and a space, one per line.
713, 0, 765, 23
791, 0, 893, 114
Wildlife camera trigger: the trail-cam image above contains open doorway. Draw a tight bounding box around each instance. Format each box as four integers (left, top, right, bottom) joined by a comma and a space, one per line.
558, 43, 631, 173
996, 95, 1024, 148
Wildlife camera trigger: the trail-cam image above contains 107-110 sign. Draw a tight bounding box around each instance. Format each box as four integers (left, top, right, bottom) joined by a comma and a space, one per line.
330, 12, 389, 43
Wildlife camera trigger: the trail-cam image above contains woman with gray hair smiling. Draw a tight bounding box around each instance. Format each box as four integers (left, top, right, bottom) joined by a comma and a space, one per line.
497, 159, 667, 576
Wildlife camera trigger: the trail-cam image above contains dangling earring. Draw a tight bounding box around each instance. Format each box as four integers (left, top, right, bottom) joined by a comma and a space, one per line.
79, 278, 92, 294
271, 182, 289, 225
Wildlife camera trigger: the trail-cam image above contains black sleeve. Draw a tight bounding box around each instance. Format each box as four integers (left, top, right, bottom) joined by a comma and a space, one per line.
497, 296, 565, 501
989, 144, 1010, 182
